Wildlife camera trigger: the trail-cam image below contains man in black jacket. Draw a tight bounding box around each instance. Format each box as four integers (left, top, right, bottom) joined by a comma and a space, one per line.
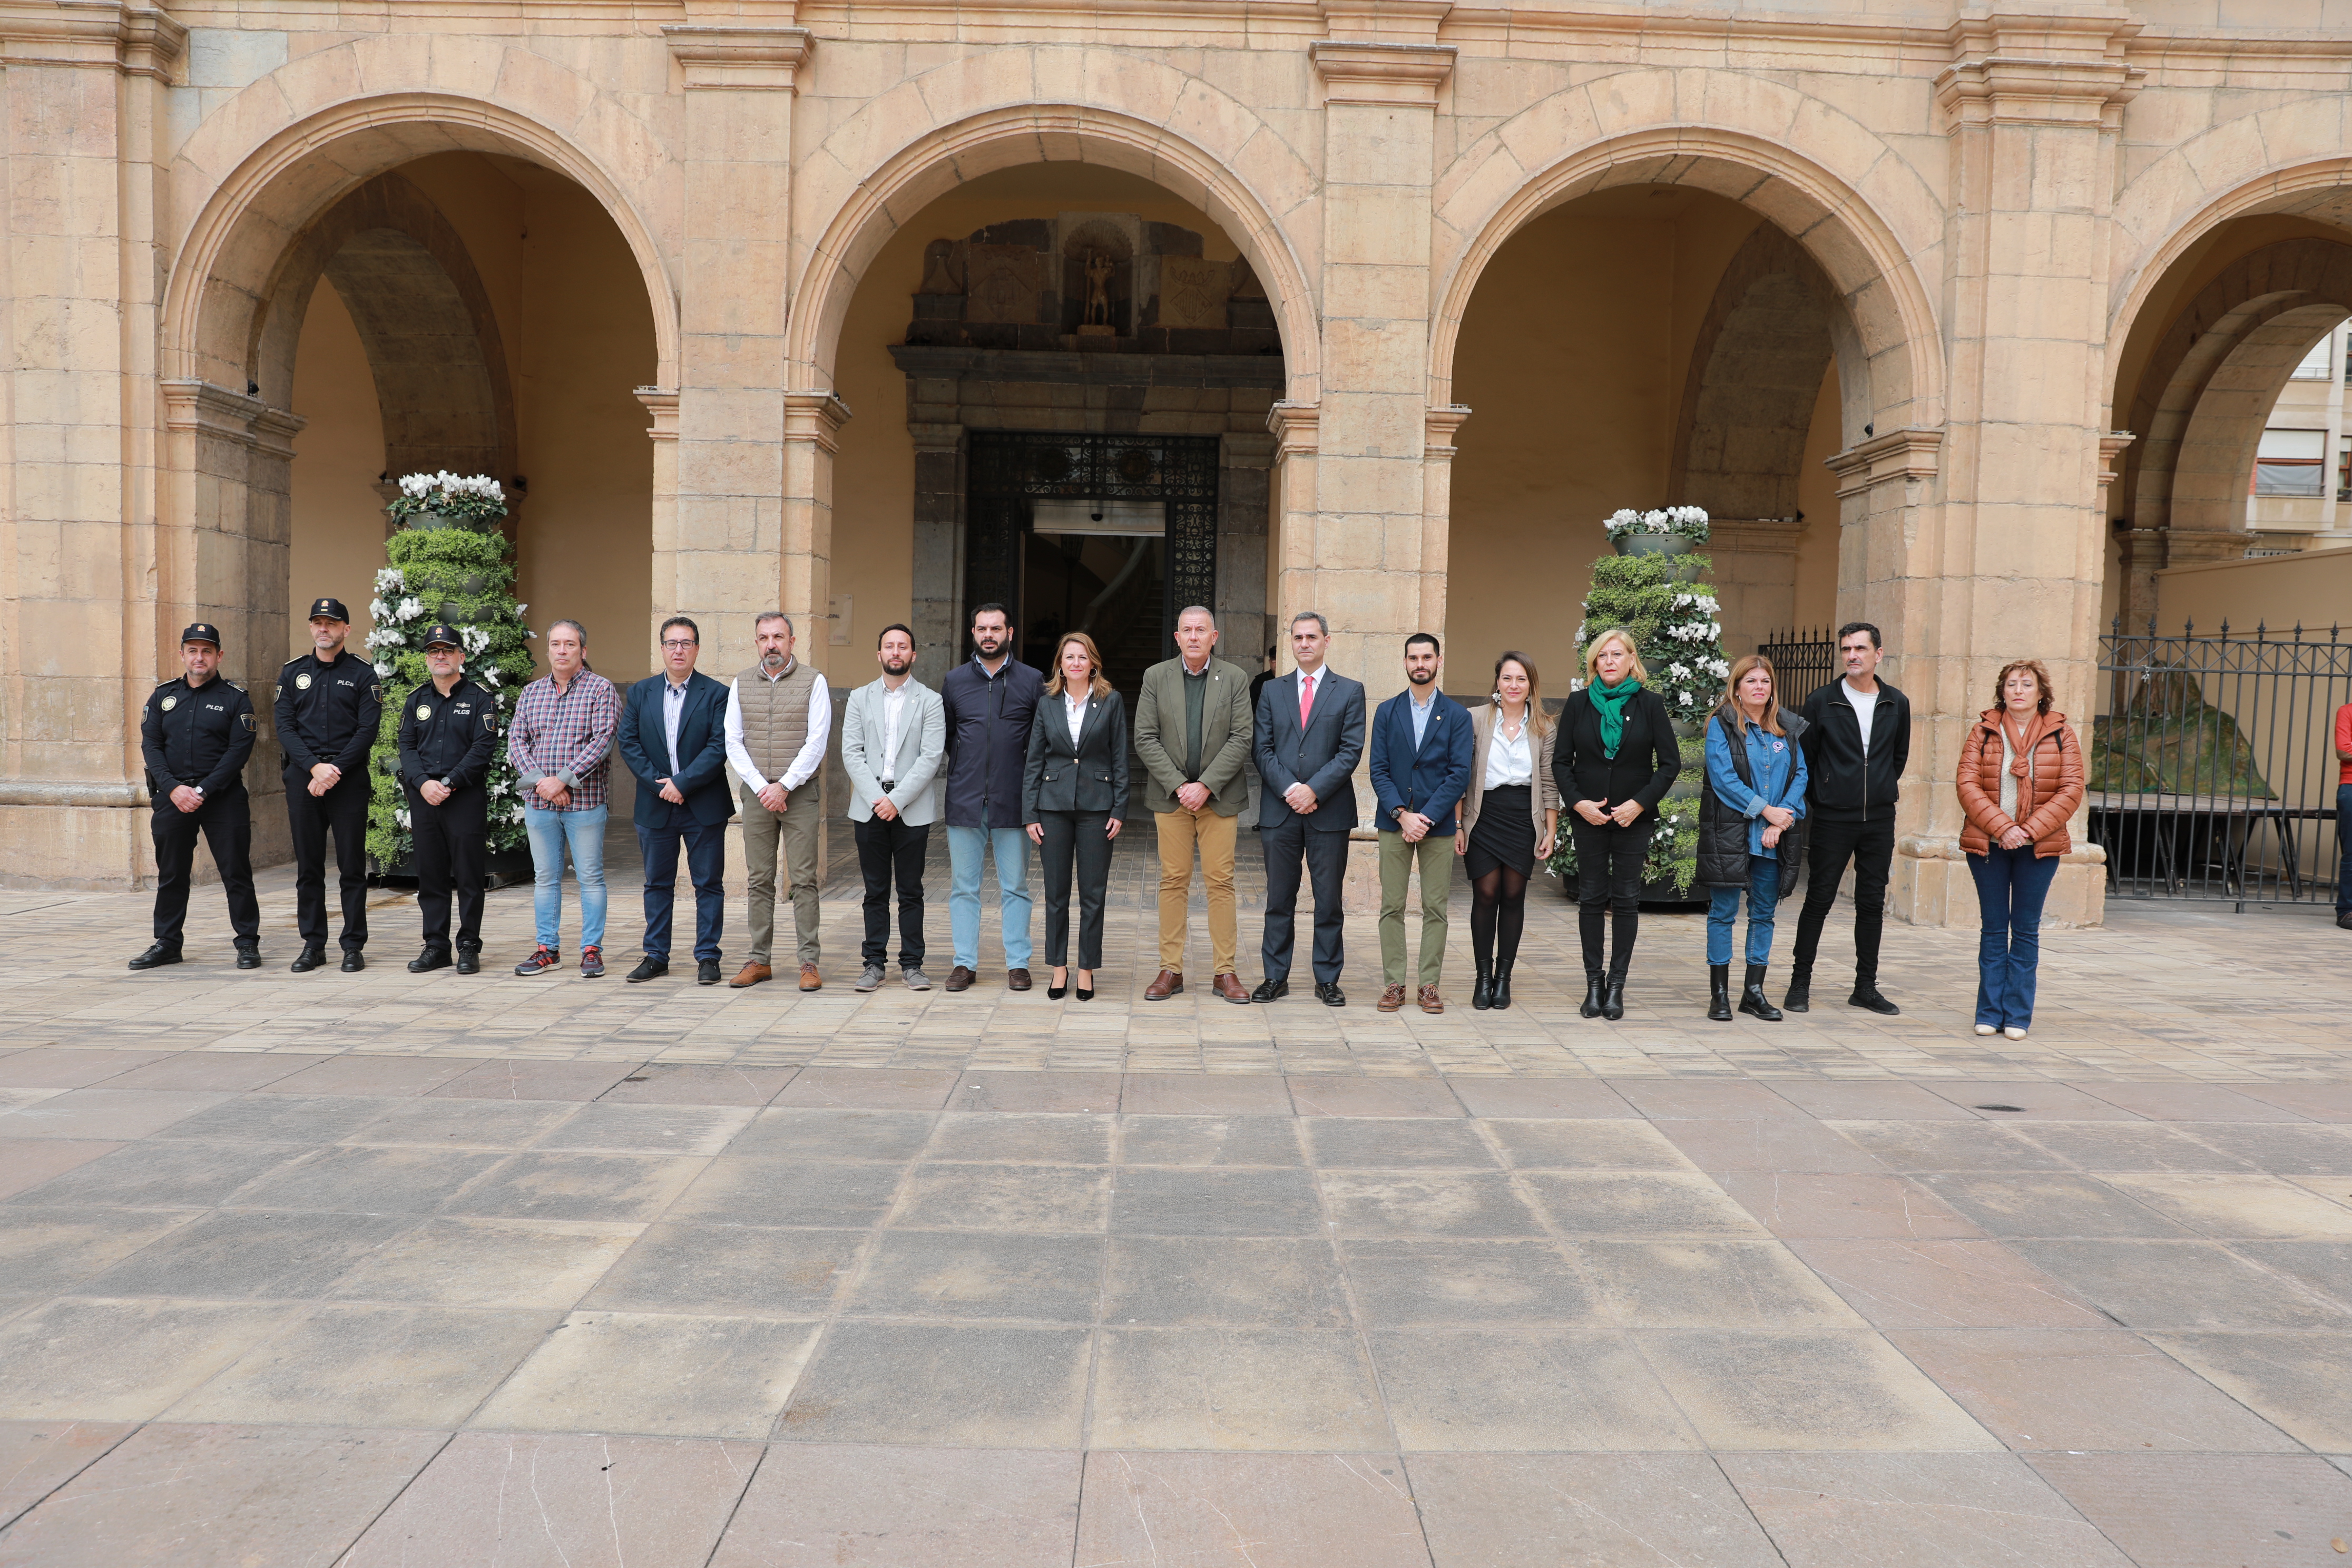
133, 623, 261, 970
1788, 622, 1909, 1014
939, 603, 1043, 993
398, 625, 500, 973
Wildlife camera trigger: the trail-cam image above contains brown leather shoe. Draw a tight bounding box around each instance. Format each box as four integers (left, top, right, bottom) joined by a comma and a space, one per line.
1144, 969, 1184, 1001
799, 963, 822, 992
945, 965, 975, 992
1376, 983, 1407, 1013
1418, 984, 1444, 1014
1006, 968, 1032, 992
729, 962, 771, 988
1213, 972, 1251, 1004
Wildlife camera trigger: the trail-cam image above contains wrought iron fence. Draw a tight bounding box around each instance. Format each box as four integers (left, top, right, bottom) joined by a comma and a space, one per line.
2094, 620, 2350, 910
1757, 629, 1840, 701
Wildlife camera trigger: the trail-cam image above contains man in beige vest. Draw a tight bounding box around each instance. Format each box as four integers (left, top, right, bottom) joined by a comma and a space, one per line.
723, 611, 830, 988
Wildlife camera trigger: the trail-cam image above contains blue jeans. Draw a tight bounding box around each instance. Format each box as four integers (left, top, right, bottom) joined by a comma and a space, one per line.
947, 822, 1032, 971
525, 803, 607, 950
2336, 783, 2351, 916
639, 816, 727, 963
1967, 845, 2060, 1029
1707, 854, 1781, 966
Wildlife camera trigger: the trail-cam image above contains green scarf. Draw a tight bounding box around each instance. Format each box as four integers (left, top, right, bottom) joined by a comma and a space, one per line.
1589, 677, 1642, 759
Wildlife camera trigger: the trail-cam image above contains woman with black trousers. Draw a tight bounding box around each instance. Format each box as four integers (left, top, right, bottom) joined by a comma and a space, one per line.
1024, 631, 1128, 1000
1554, 629, 1681, 1020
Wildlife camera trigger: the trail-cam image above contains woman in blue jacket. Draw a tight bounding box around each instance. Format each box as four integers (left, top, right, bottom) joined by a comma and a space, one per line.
1698, 655, 1809, 1022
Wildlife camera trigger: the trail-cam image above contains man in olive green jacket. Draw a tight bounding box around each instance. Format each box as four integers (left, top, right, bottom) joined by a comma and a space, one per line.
1132, 605, 1256, 1003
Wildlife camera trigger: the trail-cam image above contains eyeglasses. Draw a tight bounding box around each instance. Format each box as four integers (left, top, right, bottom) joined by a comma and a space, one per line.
661, 639, 698, 651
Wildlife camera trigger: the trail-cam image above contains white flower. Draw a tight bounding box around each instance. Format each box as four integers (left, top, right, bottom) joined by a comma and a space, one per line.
395, 808, 411, 830
373, 660, 393, 679
396, 596, 423, 622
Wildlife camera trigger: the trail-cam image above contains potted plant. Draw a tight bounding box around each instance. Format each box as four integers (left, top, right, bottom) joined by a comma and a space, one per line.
1605, 505, 1711, 557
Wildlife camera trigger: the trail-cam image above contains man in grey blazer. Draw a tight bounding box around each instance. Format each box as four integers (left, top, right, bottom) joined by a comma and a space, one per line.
1253, 610, 1367, 1006
840, 623, 947, 992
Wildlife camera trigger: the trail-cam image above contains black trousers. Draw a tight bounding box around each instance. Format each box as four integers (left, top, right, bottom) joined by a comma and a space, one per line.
1790, 814, 1896, 984
1037, 809, 1114, 969
1260, 819, 1349, 985
285, 767, 371, 951
151, 786, 260, 949
856, 815, 929, 968
1570, 817, 1654, 914
413, 794, 486, 954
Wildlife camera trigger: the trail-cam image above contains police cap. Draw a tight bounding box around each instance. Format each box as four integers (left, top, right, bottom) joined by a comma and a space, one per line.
308, 597, 351, 623
421, 624, 463, 650
179, 623, 221, 648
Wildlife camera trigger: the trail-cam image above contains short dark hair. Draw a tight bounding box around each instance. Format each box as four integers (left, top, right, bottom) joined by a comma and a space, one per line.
877, 622, 915, 648
1405, 632, 1440, 656
1836, 621, 1882, 649
969, 602, 1012, 629
660, 615, 700, 645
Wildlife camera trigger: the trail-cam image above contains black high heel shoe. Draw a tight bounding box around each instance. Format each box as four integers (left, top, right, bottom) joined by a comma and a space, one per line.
1048, 967, 1069, 1001
1075, 978, 1095, 1002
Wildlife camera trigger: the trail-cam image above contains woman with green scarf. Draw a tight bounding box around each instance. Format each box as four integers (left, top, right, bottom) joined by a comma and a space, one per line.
1553, 629, 1681, 1020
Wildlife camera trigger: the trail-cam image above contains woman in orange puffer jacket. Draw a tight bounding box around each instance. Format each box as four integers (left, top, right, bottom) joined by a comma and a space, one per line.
1955, 659, 2085, 1042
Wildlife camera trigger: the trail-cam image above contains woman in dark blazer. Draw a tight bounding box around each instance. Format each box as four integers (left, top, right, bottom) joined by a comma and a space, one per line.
1554, 628, 1681, 1021
1023, 631, 1129, 1000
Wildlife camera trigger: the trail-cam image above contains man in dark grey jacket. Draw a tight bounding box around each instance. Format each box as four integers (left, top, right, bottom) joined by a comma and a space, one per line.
1788, 621, 1912, 1015
938, 602, 1043, 992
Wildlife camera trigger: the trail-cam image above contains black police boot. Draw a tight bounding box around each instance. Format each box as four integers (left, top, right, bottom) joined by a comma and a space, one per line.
408, 947, 452, 973
340, 949, 366, 973
1490, 958, 1514, 1011
1707, 964, 1733, 1022
1740, 964, 1783, 1021
290, 944, 328, 973
1471, 958, 1493, 1011
129, 943, 182, 971
456, 948, 481, 975
234, 944, 261, 970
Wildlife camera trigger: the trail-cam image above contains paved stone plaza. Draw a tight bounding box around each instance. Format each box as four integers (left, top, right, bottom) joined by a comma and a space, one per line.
0, 861, 2348, 1563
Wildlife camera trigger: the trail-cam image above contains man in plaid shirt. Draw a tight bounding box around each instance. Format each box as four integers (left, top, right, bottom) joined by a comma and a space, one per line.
507, 619, 622, 977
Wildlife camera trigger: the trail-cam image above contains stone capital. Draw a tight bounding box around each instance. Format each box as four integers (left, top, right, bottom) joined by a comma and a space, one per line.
0, 1, 184, 79
1423, 405, 1471, 457
1708, 517, 1806, 555
1318, 1, 1452, 42
1827, 426, 1943, 500
160, 380, 302, 450
907, 420, 964, 456
1267, 401, 1321, 457
784, 390, 852, 452
1936, 13, 2143, 129
2096, 429, 2135, 508
662, 25, 812, 91
635, 387, 681, 443
1310, 40, 1456, 107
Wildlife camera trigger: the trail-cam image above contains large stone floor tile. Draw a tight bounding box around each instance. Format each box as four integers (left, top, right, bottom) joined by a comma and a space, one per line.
2075, 1081, 2310, 1122
773, 1066, 958, 1109
0, 1423, 443, 1566
330, 1216, 641, 1308
346, 1432, 762, 1567
1921, 1081, 2145, 1120
440, 1151, 709, 1223
1370, 1329, 1698, 1451
1723, 1451, 2137, 1566
1890, 1327, 2302, 1451
2234, 1241, 2352, 1310
1639, 1330, 2001, 1451
1609, 1080, 1809, 1120
1317, 1171, 1545, 1238
0, 1141, 120, 1201
1771, 1080, 1979, 1120
428, 1058, 644, 1100
1286, 1077, 1465, 1118
1119, 1072, 1292, 1115
528, 1102, 757, 1154
725, 1106, 938, 1160
77, 1209, 418, 1298
0, 1299, 301, 1419
777, 1322, 1088, 1445
2016, 1121, 2266, 1173
4, 1138, 307, 1209
1117, 1114, 1304, 1166
168, 1302, 557, 1426
0, 1088, 229, 1140
923, 1111, 1113, 1164
99, 1052, 329, 1093
345, 1095, 581, 1148
1075, 1452, 1429, 1568
1522, 1171, 1768, 1237
1787, 1239, 2114, 1329
1342, 1239, 1598, 1327
474, 1310, 819, 1438
252, 1053, 488, 1096
1479, 1117, 1695, 1170
0, 1049, 170, 1090
2237, 1083, 2352, 1121
1722, 1173, 1985, 1240
1447, 1078, 1639, 1118
588, 1223, 863, 1316
843, 1229, 1099, 1321
1410, 1452, 1782, 1567
1105, 1237, 1348, 1327
666, 1155, 904, 1228
1302, 1116, 1496, 1168
1831, 1120, 2071, 1172
1657, 1118, 1889, 1174
1091, 1327, 1389, 1449
889, 1163, 1110, 1231
710, 1444, 1079, 1567
596, 1061, 797, 1105
2100, 1173, 2352, 1238
233, 1144, 507, 1213
2181, 1121, 2352, 1173
952, 1069, 1122, 1112
0, 1207, 198, 1293
2155, 1331, 2352, 1451
2014, 1238, 2352, 1329
151, 1092, 394, 1142
1582, 1240, 1864, 1327
1112, 1167, 1320, 1235
1915, 1173, 2195, 1238
0, 1420, 138, 1528
2027, 1453, 2352, 1568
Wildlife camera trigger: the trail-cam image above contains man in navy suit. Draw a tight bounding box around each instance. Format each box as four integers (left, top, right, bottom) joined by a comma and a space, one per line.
616, 615, 733, 984
1252, 610, 1366, 1006
1369, 633, 1473, 1014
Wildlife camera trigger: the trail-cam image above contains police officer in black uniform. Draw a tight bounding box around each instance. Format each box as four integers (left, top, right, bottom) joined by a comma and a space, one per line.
276, 596, 384, 972
132, 623, 262, 969
398, 624, 499, 973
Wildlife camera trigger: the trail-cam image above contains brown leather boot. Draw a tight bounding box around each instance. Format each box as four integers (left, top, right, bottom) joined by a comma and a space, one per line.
1144, 969, 1184, 1001
729, 962, 771, 988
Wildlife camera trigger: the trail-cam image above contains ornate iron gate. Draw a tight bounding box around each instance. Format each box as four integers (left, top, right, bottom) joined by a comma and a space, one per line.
964, 430, 1221, 659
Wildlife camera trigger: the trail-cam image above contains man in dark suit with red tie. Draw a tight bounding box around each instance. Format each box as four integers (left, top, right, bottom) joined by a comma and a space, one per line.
1251, 611, 1366, 1007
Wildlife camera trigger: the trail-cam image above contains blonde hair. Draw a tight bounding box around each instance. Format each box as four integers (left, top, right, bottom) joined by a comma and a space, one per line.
1492, 651, 1555, 739
1713, 653, 1785, 737
1044, 631, 1114, 700
1582, 629, 1650, 688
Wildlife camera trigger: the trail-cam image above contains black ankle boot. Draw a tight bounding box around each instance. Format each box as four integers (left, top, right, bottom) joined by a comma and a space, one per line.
1740, 963, 1783, 1021
1783, 970, 1811, 1013
1602, 972, 1627, 1021
1580, 969, 1605, 1019
1490, 958, 1514, 1010
1471, 959, 1493, 1011
1707, 964, 1733, 1022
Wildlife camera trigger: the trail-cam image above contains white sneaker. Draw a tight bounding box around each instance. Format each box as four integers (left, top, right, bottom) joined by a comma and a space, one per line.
1974, 1024, 1996, 1036
2003, 1026, 2027, 1041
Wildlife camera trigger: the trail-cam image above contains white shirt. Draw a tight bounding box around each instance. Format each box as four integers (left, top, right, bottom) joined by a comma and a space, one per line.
1845, 679, 1880, 753
662, 677, 690, 776
878, 681, 910, 778
724, 667, 832, 793
1064, 689, 1090, 744
1484, 714, 1534, 788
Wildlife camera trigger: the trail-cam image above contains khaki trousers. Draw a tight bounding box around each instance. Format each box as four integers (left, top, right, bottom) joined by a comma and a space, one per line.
1155, 808, 1238, 974
741, 783, 822, 967
1379, 830, 1452, 987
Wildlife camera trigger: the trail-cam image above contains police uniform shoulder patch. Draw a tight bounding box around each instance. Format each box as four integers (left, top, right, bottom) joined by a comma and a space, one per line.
371, 683, 384, 702
241, 712, 257, 733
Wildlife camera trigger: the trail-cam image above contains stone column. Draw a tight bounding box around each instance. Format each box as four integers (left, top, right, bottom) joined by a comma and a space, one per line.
1419, 406, 1469, 645
780, 390, 849, 670
1218, 430, 1278, 670
1894, 16, 2142, 928
908, 422, 965, 675
659, 20, 810, 672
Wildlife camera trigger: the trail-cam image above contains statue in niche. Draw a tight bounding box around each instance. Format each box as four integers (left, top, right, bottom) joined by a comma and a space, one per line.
1084, 251, 1114, 328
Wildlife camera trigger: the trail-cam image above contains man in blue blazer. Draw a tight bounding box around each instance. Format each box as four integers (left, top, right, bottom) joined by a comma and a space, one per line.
1369, 633, 1473, 1013
616, 615, 733, 984
1252, 610, 1366, 1006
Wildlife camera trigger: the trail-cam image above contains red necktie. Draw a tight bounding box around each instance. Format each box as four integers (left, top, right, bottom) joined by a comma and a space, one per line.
1299, 672, 1315, 729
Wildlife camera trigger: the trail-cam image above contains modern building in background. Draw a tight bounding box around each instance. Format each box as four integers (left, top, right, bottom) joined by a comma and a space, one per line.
2248, 324, 2352, 556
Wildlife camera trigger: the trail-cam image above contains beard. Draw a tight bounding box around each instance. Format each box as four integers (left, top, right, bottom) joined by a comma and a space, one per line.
762, 650, 790, 673
974, 633, 1005, 656
881, 656, 912, 677
1407, 667, 1435, 685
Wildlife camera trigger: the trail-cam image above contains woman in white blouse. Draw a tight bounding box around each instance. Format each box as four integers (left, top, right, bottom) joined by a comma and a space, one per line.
1454, 652, 1561, 1010
1022, 632, 1129, 1000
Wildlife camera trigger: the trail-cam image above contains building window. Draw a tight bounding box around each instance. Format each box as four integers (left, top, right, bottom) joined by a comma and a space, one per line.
2291, 337, 2336, 380
2255, 429, 2328, 496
